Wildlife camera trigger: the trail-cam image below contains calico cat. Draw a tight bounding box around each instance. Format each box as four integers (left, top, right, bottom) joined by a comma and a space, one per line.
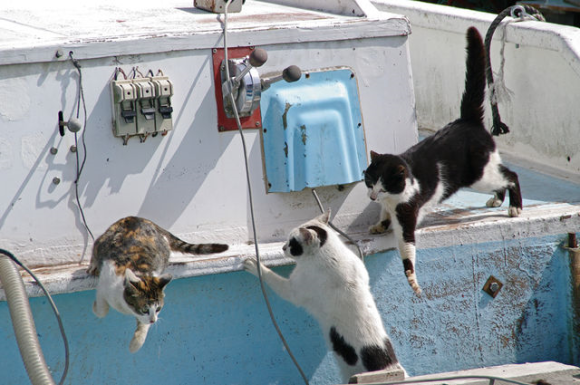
363, 27, 522, 296
243, 210, 406, 382
87, 216, 229, 353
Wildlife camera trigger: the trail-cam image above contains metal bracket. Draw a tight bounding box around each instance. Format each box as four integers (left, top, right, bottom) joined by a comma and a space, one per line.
483, 275, 503, 298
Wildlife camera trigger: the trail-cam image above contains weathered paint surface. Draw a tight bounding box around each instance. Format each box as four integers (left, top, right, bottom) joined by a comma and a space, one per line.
373, 0, 580, 178
261, 68, 367, 193
0, 234, 576, 384
0, 0, 417, 273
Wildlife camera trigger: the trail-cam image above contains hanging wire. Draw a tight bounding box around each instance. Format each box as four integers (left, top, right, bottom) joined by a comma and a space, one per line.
222, 2, 309, 384
484, 5, 545, 136
0, 249, 69, 385
69, 52, 95, 264
311, 188, 364, 261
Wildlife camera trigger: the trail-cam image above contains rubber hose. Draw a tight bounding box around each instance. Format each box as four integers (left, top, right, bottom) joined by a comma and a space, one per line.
0, 255, 56, 385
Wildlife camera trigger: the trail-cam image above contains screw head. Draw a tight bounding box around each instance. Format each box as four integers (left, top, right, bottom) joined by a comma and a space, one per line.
52, 177, 61, 185
70, 145, 77, 153
50, 147, 58, 155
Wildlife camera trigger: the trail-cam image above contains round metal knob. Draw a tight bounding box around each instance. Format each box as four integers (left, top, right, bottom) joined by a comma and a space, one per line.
282, 65, 301, 82
249, 48, 268, 68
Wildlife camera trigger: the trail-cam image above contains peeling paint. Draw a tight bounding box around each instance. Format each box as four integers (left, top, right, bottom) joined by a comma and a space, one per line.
282, 102, 292, 130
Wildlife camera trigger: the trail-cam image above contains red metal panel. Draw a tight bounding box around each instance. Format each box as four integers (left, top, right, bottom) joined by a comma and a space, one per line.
212, 47, 262, 132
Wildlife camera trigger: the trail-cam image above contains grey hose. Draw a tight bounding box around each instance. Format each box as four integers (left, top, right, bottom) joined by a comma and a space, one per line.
0, 254, 56, 385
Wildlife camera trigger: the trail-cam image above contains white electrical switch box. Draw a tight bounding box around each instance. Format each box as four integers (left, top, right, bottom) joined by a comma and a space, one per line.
133, 78, 157, 135
111, 70, 175, 143
152, 76, 174, 134
111, 79, 138, 137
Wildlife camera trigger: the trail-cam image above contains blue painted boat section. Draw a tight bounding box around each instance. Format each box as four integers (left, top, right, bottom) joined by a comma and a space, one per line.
0, 156, 578, 384
260, 68, 367, 192
0, 234, 576, 384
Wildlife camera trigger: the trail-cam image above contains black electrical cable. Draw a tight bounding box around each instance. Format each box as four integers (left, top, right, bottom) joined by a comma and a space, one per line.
69, 52, 95, 250
311, 189, 364, 261
484, 5, 544, 136
0, 249, 69, 385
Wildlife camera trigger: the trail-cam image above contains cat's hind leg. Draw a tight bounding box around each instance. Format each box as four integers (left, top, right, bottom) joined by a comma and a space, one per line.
86, 258, 100, 276
471, 152, 522, 217
130, 320, 150, 353
499, 165, 522, 217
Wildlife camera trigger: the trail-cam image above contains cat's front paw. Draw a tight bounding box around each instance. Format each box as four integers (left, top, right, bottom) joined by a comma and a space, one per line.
508, 206, 522, 217
243, 257, 259, 277
93, 300, 109, 318
129, 323, 150, 353
369, 221, 389, 234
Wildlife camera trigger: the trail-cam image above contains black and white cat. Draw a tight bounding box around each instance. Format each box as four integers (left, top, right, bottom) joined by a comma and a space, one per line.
243, 210, 406, 382
363, 27, 522, 295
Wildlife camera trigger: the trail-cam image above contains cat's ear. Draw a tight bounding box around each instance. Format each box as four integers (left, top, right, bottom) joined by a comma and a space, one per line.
157, 274, 172, 290
397, 164, 407, 176
125, 268, 141, 284
317, 209, 331, 224
299, 227, 314, 245
370, 150, 380, 162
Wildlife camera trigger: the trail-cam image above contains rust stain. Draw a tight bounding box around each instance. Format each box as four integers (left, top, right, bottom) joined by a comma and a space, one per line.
283, 142, 288, 158
282, 102, 292, 130
300, 124, 307, 145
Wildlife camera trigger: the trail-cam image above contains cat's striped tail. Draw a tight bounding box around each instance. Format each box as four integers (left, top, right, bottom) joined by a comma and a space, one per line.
460, 27, 486, 124
167, 234, 229, 255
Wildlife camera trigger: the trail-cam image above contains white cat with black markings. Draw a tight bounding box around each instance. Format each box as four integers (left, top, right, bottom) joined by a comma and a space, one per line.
243, 210, 406, 382
363, 27, 522, 296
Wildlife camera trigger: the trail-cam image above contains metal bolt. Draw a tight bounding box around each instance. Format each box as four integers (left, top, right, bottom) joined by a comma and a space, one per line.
483, 275, 503, 298
213, 49, 217, 53
70, 145, 77, 153
50, 147, 58, 155
255, 121, 261, 127
52, 177, 61, 185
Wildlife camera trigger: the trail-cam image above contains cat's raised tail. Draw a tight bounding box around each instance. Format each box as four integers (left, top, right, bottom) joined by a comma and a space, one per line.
460, 27, 486, 124
164, 232, 229, 255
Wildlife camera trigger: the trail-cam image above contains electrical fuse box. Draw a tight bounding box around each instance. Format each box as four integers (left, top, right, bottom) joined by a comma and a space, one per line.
111, 70, 174, 143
